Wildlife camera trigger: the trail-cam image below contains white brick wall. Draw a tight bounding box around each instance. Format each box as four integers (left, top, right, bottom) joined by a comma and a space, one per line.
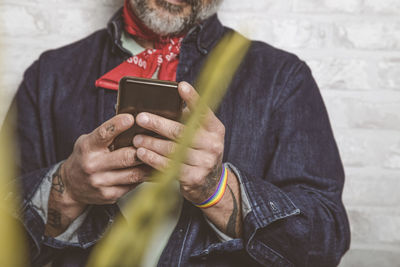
1, 0, 399, 266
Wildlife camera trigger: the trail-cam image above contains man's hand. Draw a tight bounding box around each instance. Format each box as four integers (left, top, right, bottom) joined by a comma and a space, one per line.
45, 114, 151, 237
62, 114, 149, 205
133, 82, 243, 237
133, 82, 225, 203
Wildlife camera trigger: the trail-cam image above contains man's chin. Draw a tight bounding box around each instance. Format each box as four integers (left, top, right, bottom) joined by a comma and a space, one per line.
130, 0, 221, 36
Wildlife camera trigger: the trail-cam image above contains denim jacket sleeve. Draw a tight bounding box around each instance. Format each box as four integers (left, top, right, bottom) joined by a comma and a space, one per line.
1, 60, 118, 266
226, 62, 350, 267
30, 162, 90, 244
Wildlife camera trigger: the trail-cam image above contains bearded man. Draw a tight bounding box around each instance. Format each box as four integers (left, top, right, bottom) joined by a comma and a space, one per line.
2, 0, 350, 266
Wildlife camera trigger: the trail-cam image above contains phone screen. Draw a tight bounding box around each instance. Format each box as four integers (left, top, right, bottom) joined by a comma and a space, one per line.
118, 78, 181, 118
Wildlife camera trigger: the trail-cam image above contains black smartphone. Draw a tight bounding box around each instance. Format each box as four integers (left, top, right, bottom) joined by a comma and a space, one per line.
111, 76, 183, 151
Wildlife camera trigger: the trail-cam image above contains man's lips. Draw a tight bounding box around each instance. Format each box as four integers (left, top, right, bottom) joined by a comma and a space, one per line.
165, 0, 186, 5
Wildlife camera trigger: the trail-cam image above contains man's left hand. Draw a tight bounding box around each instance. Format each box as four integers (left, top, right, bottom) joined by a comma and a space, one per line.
133, 81, 225, 204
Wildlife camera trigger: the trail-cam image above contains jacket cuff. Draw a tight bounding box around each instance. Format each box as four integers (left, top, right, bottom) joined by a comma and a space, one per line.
30, 162, 91, 244
202, 162, 252, 243
15, 165, 57, 260
225, 162, 300, 266
14, 163, 120, 262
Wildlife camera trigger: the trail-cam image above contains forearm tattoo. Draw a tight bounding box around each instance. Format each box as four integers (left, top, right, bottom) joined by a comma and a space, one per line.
51, 165, 65, 194
47, 208, 62, 229
46, 165, 67, 235
226, 184, 239, 237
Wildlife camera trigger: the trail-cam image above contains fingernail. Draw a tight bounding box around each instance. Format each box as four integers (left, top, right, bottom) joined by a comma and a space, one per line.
181, 82, 190, 93
133, 135, 143, 146
137, 114, 149, 124
123, 115, 134, 126
137, 148, 145, 157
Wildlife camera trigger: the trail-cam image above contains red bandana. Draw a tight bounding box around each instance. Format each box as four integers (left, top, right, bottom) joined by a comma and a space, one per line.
95, 0, 184, 90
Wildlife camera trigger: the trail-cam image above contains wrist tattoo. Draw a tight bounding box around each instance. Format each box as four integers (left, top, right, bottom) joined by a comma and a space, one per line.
47, 208, 62, 229
201, 163, 223, 198
51, 165, 65, 194
226, 184, 239, 237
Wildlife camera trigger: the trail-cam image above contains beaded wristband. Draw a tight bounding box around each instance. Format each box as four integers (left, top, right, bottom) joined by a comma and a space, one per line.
194, 163, 228, 209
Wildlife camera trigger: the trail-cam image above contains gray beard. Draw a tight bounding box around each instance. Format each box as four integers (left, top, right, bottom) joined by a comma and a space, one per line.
129, 0, 223, 36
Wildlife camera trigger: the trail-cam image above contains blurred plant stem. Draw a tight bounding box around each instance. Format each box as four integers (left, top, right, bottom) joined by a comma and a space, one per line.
1, 3, 28, 260
87, 31, 251, 267
0, 110, 28, 267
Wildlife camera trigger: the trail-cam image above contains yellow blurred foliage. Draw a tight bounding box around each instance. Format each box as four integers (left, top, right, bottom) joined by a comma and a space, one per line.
1, 3, 27, 259
0, 118, 28, 267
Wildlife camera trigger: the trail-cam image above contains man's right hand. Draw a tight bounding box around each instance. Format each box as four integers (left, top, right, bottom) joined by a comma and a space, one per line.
45, 114, 150, 237
62, 114, 149, 205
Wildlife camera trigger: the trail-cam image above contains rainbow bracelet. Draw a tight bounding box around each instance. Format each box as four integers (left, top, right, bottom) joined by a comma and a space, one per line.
194, 164, 228, 209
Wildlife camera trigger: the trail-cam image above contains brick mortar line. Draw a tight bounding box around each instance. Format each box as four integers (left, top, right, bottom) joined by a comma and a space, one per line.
0, 2, 121, 8
345, 166, 400, 172
344, 176, 400, 181
288, 50, 400, 58
321, 88, 400, 92
1, 3, 399, 20
348, 243, 400, 253
219, 12, 400, 21
332, 128, 400, 134
2, 36, 400, 56
321, 90, 400, 97
345, 205, 400, 213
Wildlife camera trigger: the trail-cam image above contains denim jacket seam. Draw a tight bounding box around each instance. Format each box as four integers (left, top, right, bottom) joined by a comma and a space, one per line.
271, 61, 306, 116
43, 227, 98, 249
43, 236, 84, 249
260, 208, 301, 226
24, 166, 56, 202
243, 172, 301, 226
240, 178, 268, 228
249, 238, 295, 266
20, 204, 46, 257
244, 211, 295, 266
224, 162, 252, 218
76, 205, 117, 247
190, 238, 244, 258
177, 215, 192, 267
225, 165, 264, 228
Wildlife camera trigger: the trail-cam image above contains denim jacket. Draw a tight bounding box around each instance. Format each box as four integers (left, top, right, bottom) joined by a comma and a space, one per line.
3, 8, 350, 267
